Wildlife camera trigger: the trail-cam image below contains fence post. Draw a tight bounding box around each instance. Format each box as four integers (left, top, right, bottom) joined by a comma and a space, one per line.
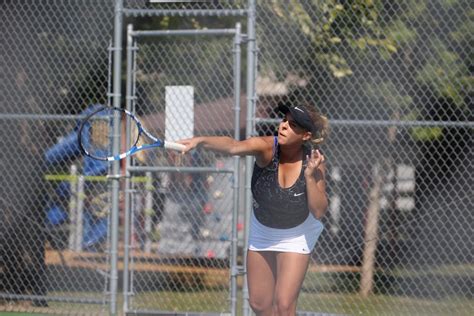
68, 164, 78, 251
110, 0, 124, 315
243, 1, 257, 315
75, 175, 85, 252
144, 172, 153, 253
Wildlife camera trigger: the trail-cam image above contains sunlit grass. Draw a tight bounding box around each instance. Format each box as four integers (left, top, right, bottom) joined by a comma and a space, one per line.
2, 264, 473, 316
2, 291, 473, 316
297, 292, 474, 316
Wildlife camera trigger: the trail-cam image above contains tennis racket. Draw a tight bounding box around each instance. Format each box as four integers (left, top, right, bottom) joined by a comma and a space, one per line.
78, 106, 186, 161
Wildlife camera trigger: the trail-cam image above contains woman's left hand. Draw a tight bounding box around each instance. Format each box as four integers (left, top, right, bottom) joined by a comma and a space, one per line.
305, 149, 328, 218
304, 149, 325, 179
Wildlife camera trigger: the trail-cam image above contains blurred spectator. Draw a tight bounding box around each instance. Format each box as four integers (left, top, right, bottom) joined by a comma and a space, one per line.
44, 104, 109, 251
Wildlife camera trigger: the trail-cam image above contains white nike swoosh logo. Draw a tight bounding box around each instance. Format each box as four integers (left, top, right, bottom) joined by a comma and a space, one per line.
294, 106, 304, 113
294, 192, 304, 196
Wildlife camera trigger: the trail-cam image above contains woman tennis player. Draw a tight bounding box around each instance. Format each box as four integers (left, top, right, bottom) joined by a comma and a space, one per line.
179, 104, 329, 315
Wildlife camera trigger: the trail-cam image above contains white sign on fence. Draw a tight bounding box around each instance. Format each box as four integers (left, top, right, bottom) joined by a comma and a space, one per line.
165, 85, 194, 141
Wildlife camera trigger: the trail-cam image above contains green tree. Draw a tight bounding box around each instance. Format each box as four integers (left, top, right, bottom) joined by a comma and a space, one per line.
259, 0, 471, 125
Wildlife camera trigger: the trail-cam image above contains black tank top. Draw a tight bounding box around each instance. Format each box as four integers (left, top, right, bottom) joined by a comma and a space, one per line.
251, 137, 311, 229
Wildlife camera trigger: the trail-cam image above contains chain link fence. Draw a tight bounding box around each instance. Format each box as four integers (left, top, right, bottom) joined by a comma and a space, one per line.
122, 25, 243, 313
1, 1, 114, 315
255, 1, 472, 315
1, 1, 472, 316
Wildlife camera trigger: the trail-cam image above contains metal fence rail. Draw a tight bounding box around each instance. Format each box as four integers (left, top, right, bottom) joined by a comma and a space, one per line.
1, 1, 472, 316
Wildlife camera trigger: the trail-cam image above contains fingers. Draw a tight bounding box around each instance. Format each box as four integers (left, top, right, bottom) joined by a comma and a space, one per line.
305, 149, 325, 179
307, 149, 324, 167
176, 139, 195, 153
182, 144, 194, 154
316, 149, 325, 163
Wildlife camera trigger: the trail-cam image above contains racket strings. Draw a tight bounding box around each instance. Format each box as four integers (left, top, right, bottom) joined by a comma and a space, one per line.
79, 107, 140, 160
90, 120, 110, 148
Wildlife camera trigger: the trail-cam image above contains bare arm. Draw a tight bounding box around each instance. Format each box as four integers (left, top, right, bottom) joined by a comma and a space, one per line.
304, 149, 328, 219
178, 136, 274, 166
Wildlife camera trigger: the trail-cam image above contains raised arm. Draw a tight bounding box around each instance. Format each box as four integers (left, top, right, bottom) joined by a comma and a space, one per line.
179, 136, 274, 166
304, 149, 328, 219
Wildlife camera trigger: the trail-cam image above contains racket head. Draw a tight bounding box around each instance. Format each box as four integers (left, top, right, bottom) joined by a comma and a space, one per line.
78, 106, 140, 161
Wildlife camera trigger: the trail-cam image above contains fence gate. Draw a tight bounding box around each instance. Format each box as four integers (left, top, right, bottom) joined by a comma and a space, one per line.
121, 23, 244, 316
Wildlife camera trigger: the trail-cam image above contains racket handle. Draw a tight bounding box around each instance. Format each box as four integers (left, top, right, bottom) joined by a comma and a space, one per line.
164, 141, 186, 152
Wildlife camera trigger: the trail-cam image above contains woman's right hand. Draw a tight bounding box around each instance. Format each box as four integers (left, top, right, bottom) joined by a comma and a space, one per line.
177, 137, 201, 153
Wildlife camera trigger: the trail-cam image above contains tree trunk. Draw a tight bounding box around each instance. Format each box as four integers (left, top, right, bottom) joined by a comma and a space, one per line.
360, 163, 383, 297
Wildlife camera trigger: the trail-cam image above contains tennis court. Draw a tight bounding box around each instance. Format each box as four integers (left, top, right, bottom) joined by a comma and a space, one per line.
1, 1, 472, 315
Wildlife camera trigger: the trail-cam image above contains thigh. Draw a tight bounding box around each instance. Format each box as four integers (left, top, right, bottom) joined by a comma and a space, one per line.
246, 250, 277, 307
274, 252, 310, 307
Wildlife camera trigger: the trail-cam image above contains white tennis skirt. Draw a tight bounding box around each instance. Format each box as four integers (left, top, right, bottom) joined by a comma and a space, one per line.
248, 211, 324, 254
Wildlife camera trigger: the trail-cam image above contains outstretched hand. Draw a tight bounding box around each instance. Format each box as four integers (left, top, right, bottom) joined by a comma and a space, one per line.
176, 137, 200, 153
304, 149, 325, 179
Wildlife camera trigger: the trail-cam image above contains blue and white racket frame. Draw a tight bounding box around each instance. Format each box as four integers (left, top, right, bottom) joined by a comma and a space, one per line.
78, 106, 185, 161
